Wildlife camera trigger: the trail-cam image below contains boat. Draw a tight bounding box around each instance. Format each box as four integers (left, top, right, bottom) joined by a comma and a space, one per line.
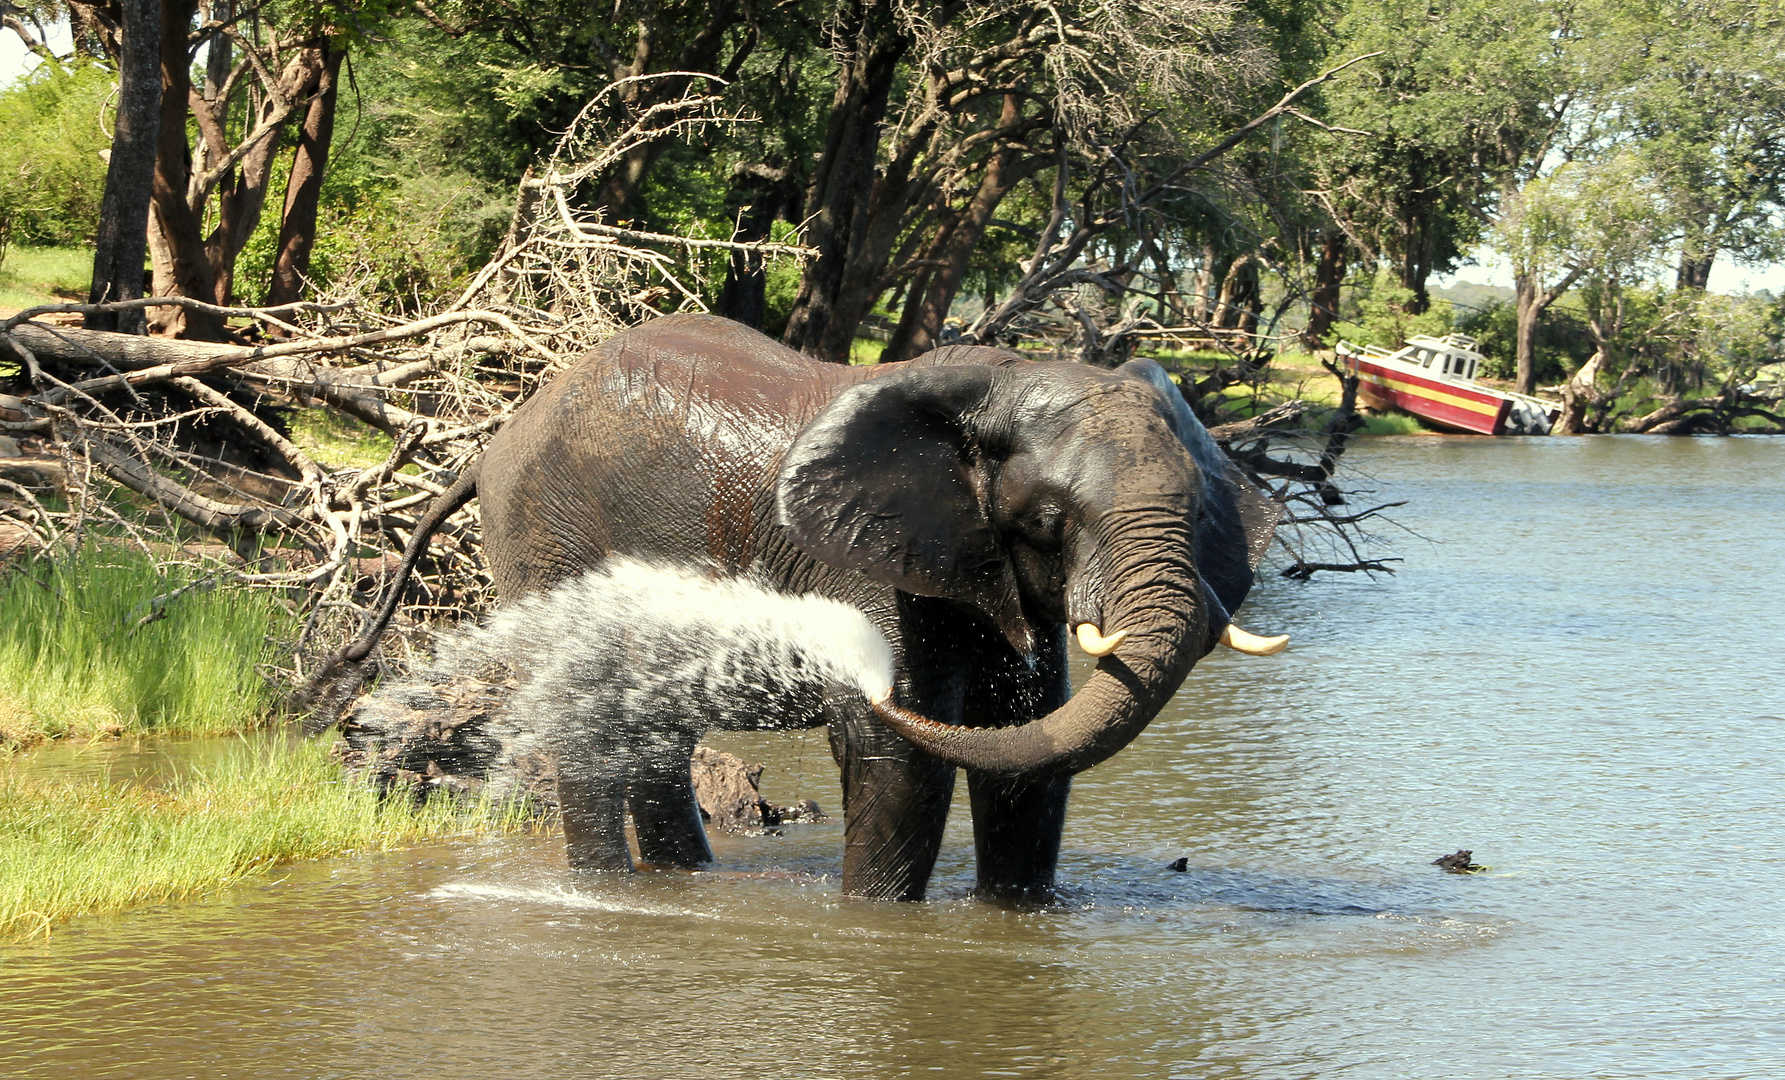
1336, 333, 1560, 435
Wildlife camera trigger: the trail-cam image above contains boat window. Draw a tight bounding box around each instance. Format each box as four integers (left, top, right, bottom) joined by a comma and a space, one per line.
1416, 349, 1433, 367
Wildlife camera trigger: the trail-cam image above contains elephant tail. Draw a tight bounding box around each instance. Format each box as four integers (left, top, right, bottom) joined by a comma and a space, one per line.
295, 461, 482, 734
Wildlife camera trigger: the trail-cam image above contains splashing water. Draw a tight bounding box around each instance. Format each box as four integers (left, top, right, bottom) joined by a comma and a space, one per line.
489, 556, 892, 703
406, 558, 897, 760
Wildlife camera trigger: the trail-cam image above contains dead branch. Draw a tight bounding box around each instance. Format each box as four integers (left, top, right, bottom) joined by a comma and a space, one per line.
0, 82, 801, 705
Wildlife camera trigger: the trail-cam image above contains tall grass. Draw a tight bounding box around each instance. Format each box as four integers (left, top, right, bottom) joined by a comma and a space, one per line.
0, 547, 288, 745
0, 737, 535, 940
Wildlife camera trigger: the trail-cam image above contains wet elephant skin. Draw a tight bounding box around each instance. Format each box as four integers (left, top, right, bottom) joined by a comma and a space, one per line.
443, 314, 1273, 901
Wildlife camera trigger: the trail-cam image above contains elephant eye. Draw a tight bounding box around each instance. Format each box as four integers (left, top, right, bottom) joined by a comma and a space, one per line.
1030, 502, 1067, 544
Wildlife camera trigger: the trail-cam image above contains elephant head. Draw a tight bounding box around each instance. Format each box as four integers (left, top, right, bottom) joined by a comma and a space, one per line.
776, 359, 1283, 777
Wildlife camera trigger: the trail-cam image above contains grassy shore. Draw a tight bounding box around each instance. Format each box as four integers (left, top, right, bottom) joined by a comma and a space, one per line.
0, 547, 287, 747
0, 738, 534, 940
0, 244, 87, 310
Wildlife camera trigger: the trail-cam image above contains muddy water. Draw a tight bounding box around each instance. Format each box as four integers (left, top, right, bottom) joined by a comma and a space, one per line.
3, 436, 1783, 1079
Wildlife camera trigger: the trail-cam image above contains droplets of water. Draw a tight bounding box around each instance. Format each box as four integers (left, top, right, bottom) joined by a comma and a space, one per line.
371, 557, 896, 760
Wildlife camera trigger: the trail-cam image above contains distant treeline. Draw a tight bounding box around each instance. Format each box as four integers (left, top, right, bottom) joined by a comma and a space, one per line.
1, 0, 1782, 428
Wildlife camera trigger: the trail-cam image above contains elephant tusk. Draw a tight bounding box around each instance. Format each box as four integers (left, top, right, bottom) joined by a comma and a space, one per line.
1075, 623, 1128, 657
1220, 623, 1289, 656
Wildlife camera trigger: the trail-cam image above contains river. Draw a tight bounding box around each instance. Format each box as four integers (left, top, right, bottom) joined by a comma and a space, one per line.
2, 435, 1781, 1079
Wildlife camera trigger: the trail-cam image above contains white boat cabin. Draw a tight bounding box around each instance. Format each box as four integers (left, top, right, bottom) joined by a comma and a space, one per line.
1380, 334, 1487, 382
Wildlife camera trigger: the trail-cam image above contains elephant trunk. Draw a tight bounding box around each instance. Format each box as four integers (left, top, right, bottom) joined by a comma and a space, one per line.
874, 507, 1208, 776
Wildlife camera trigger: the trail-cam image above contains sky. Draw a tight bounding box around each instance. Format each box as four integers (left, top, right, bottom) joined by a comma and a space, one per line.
6, 25, 1784, 297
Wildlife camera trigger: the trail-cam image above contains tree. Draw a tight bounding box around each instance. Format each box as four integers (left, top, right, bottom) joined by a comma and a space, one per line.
1316, 0, 1586, 321
780, 0, 1274, 362
1491, 153, 1676, 423
1610, 0, 1785, 290
82, 0, 158, 333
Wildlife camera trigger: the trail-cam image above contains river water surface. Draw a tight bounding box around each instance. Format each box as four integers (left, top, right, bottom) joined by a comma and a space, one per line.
3, 436, 1782, 1079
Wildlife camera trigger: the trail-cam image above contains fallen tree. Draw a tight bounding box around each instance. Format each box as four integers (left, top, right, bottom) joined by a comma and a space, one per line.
0, 88, 812, 688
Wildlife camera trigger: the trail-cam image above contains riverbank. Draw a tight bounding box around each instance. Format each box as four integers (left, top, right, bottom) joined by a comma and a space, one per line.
0, 736, 534, 941
0, 546, 285, 748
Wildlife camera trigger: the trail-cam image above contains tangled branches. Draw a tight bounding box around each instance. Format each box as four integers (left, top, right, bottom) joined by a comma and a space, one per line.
0, 86, 811, 690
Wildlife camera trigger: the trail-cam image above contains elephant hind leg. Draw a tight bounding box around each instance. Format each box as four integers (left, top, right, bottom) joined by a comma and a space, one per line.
628, 731, 713, 869
558, 765, 634, 872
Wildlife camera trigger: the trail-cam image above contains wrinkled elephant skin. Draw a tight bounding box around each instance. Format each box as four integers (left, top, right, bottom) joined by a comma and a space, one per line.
342, 314, 1280, 902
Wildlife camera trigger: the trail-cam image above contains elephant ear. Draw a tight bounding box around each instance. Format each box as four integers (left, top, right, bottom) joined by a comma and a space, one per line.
777, 366, 1033, 654
1118, 359, 1282, 618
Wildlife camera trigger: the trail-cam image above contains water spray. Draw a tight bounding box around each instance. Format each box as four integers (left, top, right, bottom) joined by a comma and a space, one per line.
364, 558, 904, 869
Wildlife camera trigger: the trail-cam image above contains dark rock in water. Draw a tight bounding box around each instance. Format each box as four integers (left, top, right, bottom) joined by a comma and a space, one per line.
690, 748, 826, 831
1433, 849, 1484, 874
775, 798, 827, 823
1168, 857, 1189, 872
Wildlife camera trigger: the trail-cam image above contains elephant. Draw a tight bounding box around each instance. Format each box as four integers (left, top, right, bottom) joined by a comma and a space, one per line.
320, 313, 1285, 902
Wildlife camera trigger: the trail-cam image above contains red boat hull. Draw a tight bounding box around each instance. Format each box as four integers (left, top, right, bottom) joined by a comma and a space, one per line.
1350, 357, 1512, 435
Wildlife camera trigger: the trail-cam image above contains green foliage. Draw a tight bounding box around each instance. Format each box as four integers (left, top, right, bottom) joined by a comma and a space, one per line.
1610, 0, 1785, 272
1316, 0, 1581, 294
0, 737, 533, 940
233, 136, 511, 308
1455, 298, 1594, 384
1360, 412, 1426, 435
1494, 154, 1674, 291
849, 337, 887, 365
0, 548, 289, 745
0, 62, 114, 255
1331, 271, 1455, 350
763, 252, 803, 337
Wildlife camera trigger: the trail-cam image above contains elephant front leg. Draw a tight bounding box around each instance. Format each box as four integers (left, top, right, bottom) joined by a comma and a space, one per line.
831, 696, 957, 901
966, 771, 1071, 903
965, 623, 1074, 904
628, 730, 714, 869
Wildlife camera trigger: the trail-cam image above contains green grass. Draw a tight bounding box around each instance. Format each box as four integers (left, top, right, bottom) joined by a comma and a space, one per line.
0, 547, 289, 746
1360, 412, 1428, 435
0, 244, 89, 309
0, 737, 535, 940
850, 336, 888, 365
284, 406, 397, 468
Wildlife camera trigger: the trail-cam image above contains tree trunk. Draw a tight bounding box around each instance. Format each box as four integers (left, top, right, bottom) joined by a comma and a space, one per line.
883, 99, 1039, 363
1557, 350, 1604, 435
1511, 266, 1586, 398
1212, 254, 1261, 338
85, 0, 161, 335
205, 39, 325, 306
1676, 238, 1715, 291
714, 163, 798, 330
1513, 273, 1542, 396
780, 1, 911, 361
146, 0, 225, 340
1192, 244, 1224, 325
266, 42, 343, 308
1300, 231, 1346, 350
591, 9, 747, 218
